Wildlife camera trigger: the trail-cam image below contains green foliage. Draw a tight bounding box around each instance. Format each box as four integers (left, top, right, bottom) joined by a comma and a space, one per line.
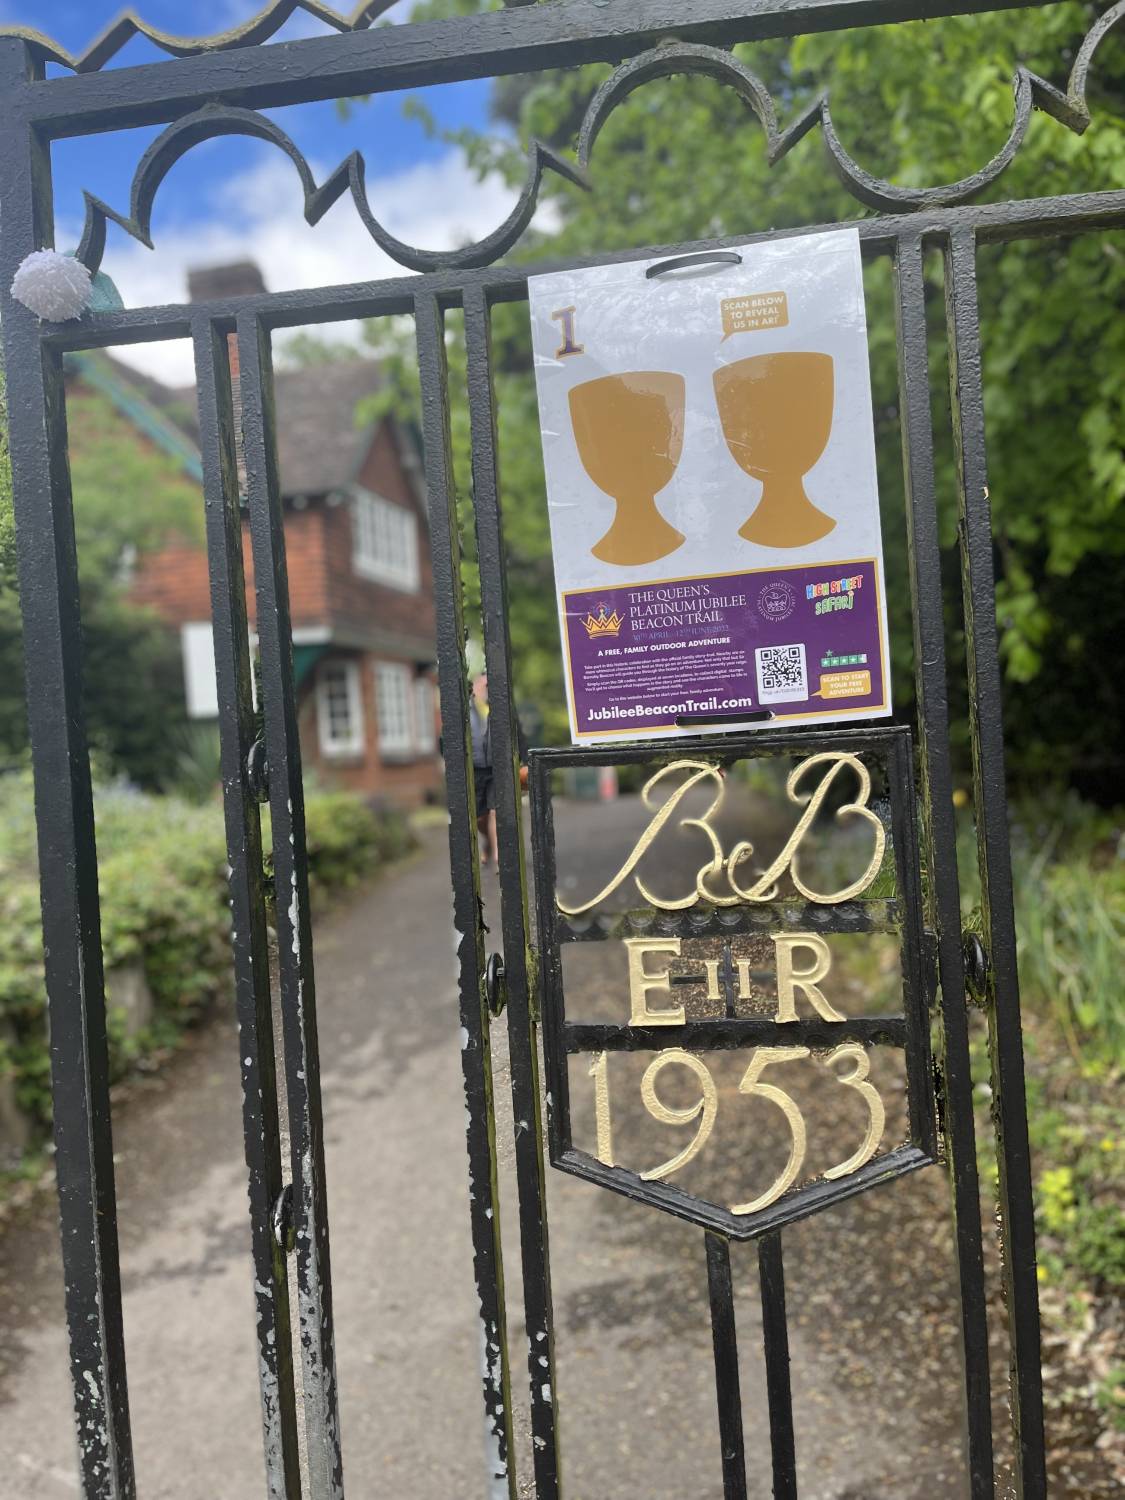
0, 361, 203, 784
961, 792, 1124, 1335
959, 794, 1125, 1066
264, 789, 415, 903
169, 722, 223, 803
1097, 1366, 1125, 1433
277, 332, 365, 368
65, 375, 203, 575
0, 774, 414, 1147
1016, 857, 1125, 1059
1024, 1073, 1125, 1297
394, 0, 1125, 790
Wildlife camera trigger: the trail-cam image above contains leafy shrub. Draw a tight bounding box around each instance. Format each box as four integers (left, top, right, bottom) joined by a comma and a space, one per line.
959, 793, 1125, 1067
0, 775, 414, 1145
277, 792, 413, 902
962, 792, 1124, 1330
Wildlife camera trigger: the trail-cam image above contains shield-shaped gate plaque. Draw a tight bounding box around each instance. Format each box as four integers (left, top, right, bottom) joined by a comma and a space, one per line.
530, 725, 936, 1238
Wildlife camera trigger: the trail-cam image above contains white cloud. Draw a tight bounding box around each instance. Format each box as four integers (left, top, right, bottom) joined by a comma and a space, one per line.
94, 147, 530, 386
215, 0, 416, 36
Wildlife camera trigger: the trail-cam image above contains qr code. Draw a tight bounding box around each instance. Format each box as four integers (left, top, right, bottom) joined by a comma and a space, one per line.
755, 643, 808, 704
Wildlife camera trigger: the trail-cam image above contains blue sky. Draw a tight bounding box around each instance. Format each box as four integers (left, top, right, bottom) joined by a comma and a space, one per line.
1, 1, 503, 380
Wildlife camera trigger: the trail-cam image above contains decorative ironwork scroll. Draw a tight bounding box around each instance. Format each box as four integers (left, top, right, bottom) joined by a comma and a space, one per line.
73, 103, 587, 277
3, 2, 1120, 280
579, 8, 1125, 211
0, 1, 400, 73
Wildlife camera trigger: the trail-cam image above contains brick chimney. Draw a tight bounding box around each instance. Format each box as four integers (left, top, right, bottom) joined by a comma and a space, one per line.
187, 260, 267, 305
187, 262, 267, 491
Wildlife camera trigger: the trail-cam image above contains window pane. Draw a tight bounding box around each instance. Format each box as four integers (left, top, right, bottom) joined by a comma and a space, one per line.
376, 663, 413, 755
181, 622, 218, 719
414, 678, 435, 753
318, 661, 363, 755
352, 489, 418, 591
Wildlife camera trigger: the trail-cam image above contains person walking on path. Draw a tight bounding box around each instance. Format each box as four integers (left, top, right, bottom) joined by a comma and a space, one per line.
470, 672, 498, 868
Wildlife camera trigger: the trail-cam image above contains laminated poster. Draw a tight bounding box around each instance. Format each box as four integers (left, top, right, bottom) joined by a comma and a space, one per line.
528, 229, 892, 745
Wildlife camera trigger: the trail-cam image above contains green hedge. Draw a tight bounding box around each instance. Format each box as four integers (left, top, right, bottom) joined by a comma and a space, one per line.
0, 776, 413, 1141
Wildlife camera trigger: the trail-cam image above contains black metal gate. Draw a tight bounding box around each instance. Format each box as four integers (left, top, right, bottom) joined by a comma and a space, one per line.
2, 2, 1120, 1496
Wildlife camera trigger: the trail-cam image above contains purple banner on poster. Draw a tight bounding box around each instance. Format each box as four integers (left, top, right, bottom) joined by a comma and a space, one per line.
562, 560, 887, 738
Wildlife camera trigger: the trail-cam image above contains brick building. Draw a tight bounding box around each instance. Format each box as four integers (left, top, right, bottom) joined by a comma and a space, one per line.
123, 262, 443, 807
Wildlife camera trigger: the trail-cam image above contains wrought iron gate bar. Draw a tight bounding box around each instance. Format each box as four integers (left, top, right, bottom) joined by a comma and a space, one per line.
32, 189, 1125, 359
0, 41, 135, 1499
413, 292, 517, 1499
705, 1233, 750, 1500
463, 287, 562, 1495
563, 1019, 909, 1050
944, 230, 1047, 1498
236, 313, 346, 1499
529, 763, 573, 1156
14, 0, 1060, 135
758, 1233, 798, 1500
192, 317, 305, 1500
555, 898, 903, 940
555, 1142, 934, 1242
893, 234, 995, 1496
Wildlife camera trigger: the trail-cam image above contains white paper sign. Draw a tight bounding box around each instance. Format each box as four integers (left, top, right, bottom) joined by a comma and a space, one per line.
529, 229, 892, 745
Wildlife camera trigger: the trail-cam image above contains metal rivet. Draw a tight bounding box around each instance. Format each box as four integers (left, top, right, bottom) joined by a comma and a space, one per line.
962, 932, 989, 1003
485, 951, 507, 1018
246, 735, 269, 803
271, 1183, 295, 1254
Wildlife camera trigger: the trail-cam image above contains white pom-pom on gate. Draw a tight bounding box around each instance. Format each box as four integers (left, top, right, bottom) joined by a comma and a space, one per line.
10, 249, 93, 321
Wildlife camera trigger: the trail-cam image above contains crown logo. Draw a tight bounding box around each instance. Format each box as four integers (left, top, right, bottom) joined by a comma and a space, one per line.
583, 604, 624, 638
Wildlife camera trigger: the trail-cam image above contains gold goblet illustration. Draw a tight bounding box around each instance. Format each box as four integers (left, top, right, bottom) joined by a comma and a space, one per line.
713, 352, 837, 548
569, 372, 686, 566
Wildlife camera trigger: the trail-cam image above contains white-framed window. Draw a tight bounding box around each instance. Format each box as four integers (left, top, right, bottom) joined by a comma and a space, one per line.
316, 659, 365, 758
375, 662, 414, 758
413, 676, 436, 754
181, 622, 218, 718
352, 488, 419, 592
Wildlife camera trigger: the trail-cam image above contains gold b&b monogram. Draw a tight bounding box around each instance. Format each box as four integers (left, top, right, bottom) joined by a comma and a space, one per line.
556, 751, 885, 917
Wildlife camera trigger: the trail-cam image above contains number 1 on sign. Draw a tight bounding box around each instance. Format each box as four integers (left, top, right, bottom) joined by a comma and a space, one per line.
551, 305, 584, 358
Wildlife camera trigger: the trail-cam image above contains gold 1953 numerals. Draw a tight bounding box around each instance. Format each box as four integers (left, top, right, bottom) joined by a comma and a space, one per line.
588, 1044, 885, 1215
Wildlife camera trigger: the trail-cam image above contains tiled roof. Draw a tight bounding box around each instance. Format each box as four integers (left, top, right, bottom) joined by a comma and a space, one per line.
102, 353, 384, 500
270, 358, 383, 498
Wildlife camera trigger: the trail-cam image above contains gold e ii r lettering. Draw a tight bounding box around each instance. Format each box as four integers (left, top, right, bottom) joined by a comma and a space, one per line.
625, 937, 685, 1026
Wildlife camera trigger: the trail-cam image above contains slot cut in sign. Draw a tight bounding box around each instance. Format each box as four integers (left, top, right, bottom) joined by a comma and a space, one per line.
529, 228, 893, 745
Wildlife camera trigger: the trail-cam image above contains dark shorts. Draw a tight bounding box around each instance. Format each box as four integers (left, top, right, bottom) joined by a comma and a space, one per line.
474, 767, 495, 819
